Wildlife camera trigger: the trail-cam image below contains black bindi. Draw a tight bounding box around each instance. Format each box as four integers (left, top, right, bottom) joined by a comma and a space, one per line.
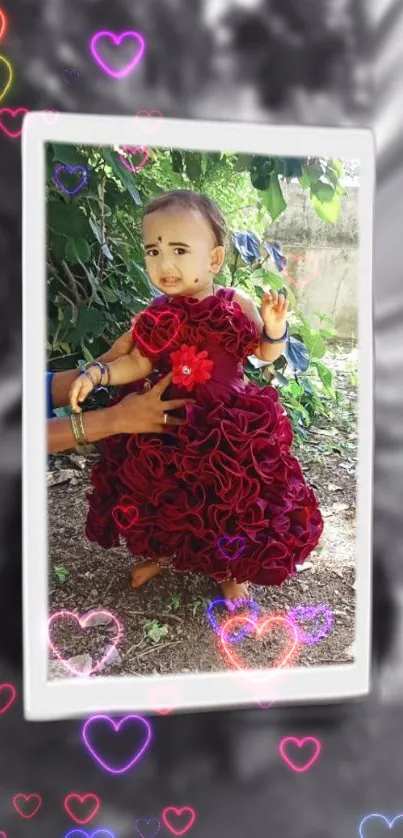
157, 236, 162, 242
194, 278, 199, 283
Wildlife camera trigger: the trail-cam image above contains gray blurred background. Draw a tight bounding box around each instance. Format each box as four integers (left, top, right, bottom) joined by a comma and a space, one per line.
1, 1, 403, 836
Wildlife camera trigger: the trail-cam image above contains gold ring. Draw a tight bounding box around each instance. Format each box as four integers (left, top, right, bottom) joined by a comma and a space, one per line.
163, 413, 168, 424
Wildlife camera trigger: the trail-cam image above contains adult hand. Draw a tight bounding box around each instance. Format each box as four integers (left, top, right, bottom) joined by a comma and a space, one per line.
112, 371, 194, 435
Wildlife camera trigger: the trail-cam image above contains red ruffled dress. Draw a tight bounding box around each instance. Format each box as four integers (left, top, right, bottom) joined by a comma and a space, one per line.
85, 287, 324, 586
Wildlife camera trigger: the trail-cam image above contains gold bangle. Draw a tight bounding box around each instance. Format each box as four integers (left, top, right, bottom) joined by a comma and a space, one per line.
70, 414, 83, 446
77, 411, 88, 445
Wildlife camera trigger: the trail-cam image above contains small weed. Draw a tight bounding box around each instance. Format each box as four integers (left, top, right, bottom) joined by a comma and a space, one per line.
54, 566, 69, 584
144, 620, 169, 644
169, 594, 181, 611
192, 596, 212, 617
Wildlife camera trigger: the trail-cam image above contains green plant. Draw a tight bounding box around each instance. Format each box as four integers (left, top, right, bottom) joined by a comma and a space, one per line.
53, 566, 69, 583
192, 596, 212, 617
169, 594, 181, 611
144, 620, 169, 644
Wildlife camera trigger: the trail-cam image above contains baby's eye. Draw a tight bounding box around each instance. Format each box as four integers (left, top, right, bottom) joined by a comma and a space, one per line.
145, 249, 158, 257
173, 247, 188, 255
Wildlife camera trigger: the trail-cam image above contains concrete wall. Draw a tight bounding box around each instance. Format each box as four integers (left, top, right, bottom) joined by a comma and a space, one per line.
265, 181, 359, 339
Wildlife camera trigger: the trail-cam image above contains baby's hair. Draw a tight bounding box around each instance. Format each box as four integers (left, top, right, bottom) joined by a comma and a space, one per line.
143, 189, 228, 249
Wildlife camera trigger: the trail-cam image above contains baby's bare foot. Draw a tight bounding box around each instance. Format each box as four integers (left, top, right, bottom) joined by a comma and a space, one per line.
131, 562, 162, 589
221, 579, 249, 606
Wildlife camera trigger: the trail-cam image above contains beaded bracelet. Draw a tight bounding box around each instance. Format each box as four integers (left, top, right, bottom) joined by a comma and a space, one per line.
261, 322, 289, 344
79, 361, 110, 391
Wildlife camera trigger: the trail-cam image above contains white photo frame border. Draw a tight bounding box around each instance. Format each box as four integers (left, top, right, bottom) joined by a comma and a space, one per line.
22, 113, 375, 721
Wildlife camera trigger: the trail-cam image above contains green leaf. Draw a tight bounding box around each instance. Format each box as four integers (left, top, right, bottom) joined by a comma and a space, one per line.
200, 152, 209, 176
171, 150, 183, 173
185, 152, 202, 182
310, 180, 335, 203
89, 216, 103, 244
234, 154, 252, 172
65, 237, 91, 264
262, 174, 287, 222
330, 158, 343, 178
48, 201, 91, 238
250, 156, 274, 191
101, 285, 119, 303
253, 270, 284, 295
82, 344, 95, 363
52, 143, 86, 167
102, 148, 142, 205
311, 192, 341, 224
310, 334, 327, 359
314, 360, 333, 390
69, 304, 106, 345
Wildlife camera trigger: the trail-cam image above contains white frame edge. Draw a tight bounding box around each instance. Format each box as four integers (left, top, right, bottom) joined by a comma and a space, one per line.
22, 113, 375, 721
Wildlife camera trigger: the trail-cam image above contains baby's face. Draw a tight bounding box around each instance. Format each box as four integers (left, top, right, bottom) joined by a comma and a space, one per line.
142, 207, 224, 297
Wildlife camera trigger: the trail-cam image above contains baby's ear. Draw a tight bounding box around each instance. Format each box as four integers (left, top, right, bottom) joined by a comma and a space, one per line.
211, 245, 225, 273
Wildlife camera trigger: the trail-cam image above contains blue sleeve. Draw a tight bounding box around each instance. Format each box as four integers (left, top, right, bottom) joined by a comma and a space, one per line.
46, 371, 56, 419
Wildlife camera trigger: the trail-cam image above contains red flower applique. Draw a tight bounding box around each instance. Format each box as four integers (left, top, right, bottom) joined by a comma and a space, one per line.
170, 344, 214, 392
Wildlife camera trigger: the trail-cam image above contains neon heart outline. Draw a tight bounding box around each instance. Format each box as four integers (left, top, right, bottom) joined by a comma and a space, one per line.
287, 605, 334, 645
220, 615, 299, 682
90, 30, 146, 79
63, 794, 101, 825
64, 830, 116, 838
0, 55, 13, 104
359, 814, 403, 837
47, 609, 122, 676
53, 164, 89, 196
112, 503, 139, 531
0, 107, 29, 139
0, 10, 8, 42
217, 535, 246, 561
118, 145, 149, 173
82, 714, 152, 775
0, 682, 17, 714
0, 830, 6, 837
132, 309, 181, 355
12, 793, 42, 820
279, 736, 321, 773
284, 251, 319, 290
134, 818, 161, 838
161, 807, 196, 836
206, 598, 260, 643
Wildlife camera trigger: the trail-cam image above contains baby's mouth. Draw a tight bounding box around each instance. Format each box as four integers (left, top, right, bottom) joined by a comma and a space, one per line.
162, 276, 181, 287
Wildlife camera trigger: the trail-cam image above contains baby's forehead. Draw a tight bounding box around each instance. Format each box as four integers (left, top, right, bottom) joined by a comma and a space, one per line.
143, 207, 214, 242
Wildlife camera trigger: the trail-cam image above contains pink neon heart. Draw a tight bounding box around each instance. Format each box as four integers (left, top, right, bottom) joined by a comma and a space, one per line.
63, 793, 100, 825
12, 794, 42, 819
82, 714, 152, 774
217, 535, 246, 561
112, 503, 139, 531
118, 145, 149, 173
47, 610, 122, 675
0, 682, 16, 714
132, 309, 181, 355
162, 807, 196, 836
279, 736, 321, 773
90, 30, 146, 79
0, 831, 6, 837
0, 108, 29, 139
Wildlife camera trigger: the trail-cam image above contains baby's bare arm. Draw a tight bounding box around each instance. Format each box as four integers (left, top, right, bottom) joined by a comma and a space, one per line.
106, 347, 154, 386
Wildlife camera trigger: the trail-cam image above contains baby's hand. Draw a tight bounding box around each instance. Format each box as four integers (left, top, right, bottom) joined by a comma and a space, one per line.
69, 369, 98, 414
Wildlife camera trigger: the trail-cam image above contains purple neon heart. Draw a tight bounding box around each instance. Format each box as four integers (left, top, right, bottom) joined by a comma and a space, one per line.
53, 164, 88, 195
217, 535, 247, 561
134, 818, 161, 838
359, 814, 403, 837
65, 831, 115, 838
90, 30, 146, 79
287, 605, 334, 645
206, 598, 260, 643
82, 714, 152, 774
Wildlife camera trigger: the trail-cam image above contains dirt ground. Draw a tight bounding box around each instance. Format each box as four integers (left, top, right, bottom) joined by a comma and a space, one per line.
47, 343, 357, 681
